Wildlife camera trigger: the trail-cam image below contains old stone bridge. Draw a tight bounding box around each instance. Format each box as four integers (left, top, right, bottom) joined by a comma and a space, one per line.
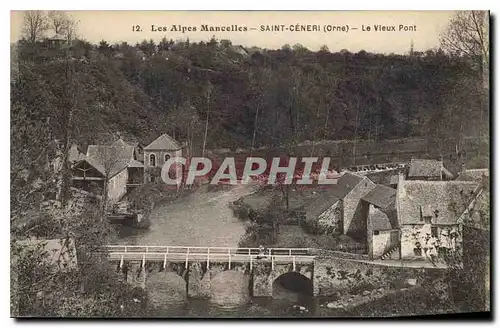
106, 245, 427, 300
106, 245, 316, 298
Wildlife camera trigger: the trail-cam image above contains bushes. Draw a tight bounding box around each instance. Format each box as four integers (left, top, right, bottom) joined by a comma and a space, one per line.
237, 201, 285, 247
11, 196, 152, 317
238, 221, 276, 248
229, 199, 256, 221
301, 216, 321, 234
126, 183, 179, 215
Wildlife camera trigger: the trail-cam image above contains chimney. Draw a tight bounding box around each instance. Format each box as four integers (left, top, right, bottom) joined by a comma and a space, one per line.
398, 171, 405, 185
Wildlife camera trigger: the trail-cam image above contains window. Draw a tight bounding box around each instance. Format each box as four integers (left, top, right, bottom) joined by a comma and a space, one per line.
150, 175, 155, 183
149, 154, 156, 167
373, 230, 380, 236
164, 153, 171, 162
431, 226, 439, 238
414, 241, 422, 256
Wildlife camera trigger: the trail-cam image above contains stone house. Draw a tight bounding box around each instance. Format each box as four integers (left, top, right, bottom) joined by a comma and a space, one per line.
306, 172, 376, 242
407, 158, 454, 181
331, 172, 376, 240
71, 139, 144, 204
304, 190, 342, 235
143, 134, 183, 185
361, 184, 399, 260
396, 177, 481, 263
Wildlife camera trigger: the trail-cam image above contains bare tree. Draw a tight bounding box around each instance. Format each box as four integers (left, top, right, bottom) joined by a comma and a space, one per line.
201, 82, 214, 157
440, 11, 489, 74
21, 11, 48, 44
47, 11, 78, 42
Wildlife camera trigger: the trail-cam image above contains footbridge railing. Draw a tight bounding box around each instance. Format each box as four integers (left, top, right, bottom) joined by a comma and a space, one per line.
105, 245, 314, 272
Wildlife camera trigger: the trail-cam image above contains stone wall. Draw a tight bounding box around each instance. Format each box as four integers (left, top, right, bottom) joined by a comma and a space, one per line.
343, 177, 375, 239
313, 256, 425, 298
115, 256, 445, 302
400, 224, 462, 262
371, 230, 399, 259
316, 201, 342, 235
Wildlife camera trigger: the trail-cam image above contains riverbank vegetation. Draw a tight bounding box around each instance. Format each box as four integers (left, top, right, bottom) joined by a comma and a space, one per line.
11, 191, 150, 317
233, 185, 364, 251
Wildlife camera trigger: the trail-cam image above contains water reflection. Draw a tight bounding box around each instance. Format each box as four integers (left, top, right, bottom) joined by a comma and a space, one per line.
210, 271, 250, 308
113, 184, 258, 246
146, 272, 187, 309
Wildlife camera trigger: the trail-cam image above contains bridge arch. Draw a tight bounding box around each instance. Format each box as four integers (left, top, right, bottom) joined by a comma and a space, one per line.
272, 271, 313, 299
145, 271, 187, 308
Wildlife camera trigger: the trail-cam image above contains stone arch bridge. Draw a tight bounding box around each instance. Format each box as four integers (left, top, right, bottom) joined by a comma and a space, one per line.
106, 245, 315, 298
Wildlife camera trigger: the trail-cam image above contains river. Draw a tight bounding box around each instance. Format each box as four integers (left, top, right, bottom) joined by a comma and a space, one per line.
112, 182, 316, 317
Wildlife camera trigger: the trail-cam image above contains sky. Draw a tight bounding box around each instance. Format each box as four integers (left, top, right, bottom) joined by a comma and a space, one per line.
10, 10, 457, 54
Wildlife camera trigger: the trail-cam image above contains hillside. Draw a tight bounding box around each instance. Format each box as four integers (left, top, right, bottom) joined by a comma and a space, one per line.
11, 38, 488, 152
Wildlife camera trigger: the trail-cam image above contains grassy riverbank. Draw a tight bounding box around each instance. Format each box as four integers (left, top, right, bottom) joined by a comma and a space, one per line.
233, 185, 364, 251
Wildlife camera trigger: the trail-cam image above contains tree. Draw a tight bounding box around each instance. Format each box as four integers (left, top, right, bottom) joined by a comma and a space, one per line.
440, 11, 489, 76
201, 82, 214, 157
93, 142, 129, 212
319, 45, 330, 53
21, 11, 48, 44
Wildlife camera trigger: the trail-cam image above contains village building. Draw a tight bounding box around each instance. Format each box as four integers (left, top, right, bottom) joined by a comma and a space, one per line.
70, 139, 144, 204
396, 177, 481, 264
305, 172, 375, 242
45, 34, 68, 48
407, 158, 454, 181
330, 172, 376, 239
304, 190, 342, 235
143, 133, 183, 185
361, 184, 399, 260
304, 168, 487, 267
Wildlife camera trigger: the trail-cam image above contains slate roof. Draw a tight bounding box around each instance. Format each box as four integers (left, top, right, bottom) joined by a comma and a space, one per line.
86, 141, 135, 177
305, 190, 341, 221
398, 180, 480, 225
128, 159, 144, 168
362, 184, 396, 209
370, 207, 395, 231
408, 159, 443, 179
329, 172, 365, 199
144, 134, 182, 151
72, 158, 106, 176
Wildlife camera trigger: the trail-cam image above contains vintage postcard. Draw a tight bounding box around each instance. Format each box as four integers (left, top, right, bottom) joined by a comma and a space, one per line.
10, 10, 490, 318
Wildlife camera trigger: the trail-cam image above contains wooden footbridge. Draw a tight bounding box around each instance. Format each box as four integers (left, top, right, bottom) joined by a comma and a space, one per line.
105, 245, 315, 271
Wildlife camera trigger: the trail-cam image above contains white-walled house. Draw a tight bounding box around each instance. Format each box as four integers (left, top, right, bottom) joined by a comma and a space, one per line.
143, 134, 183, 185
